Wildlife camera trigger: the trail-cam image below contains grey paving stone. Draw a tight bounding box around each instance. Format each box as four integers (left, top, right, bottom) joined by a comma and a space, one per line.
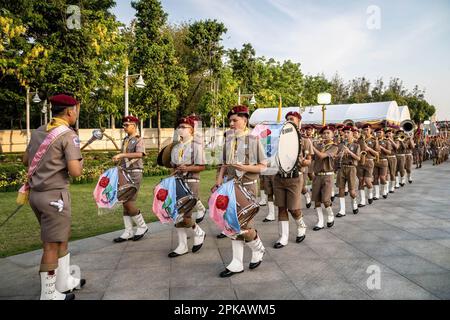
234, 280, 304, 300
71, 252, 122, 271
170, 286, 237, 300
375, 255, 448, 275
370, 229, 424, 241
407, 273, 450, 299
402, 228, 450, 240
116, 250, 168, 270
350, 242, 411, 257
103, 287, 169, 300
295, 277, 372, 300
308, 242, 369, 259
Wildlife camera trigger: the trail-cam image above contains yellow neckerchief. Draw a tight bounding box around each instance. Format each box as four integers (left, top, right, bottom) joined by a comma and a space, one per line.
178, 136, 193, 162
229, 128, 250, 163
46, 117, 69, 131
322, 140, 335, 152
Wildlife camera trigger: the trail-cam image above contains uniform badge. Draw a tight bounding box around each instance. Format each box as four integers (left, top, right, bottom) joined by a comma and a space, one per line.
73, 136, 80, 148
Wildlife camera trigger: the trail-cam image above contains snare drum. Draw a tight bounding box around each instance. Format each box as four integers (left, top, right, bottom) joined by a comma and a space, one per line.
175, 177, 198, 216
209, 180, 259, 237
117, 167, 138, 202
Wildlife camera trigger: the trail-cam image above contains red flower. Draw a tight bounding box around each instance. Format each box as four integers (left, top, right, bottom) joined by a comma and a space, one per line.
99, 176, 110, 188
156, 189, 168, 202
215, 195, 229, 210
260, 129, 272, 138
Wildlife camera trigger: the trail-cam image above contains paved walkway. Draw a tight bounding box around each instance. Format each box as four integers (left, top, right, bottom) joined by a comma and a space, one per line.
1, 162, 450, 300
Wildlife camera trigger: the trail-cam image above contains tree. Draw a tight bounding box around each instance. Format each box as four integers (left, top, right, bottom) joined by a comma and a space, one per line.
329, 73, 349, 104
347, 77, 371, 103
131, 0, 188, 150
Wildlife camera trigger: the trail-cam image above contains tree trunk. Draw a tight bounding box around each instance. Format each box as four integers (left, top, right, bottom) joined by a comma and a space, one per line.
157, 104, 161, 152
111, 115, 115, 129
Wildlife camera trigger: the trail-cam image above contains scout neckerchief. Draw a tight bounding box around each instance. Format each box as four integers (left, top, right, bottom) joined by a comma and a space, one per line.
229, 128, 249, 164
122, 133, 139, 168
46, 117, 70, 131
178, 136, 194, 163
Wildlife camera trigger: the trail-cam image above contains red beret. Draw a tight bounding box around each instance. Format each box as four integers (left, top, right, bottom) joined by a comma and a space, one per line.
227, 105, 249, 118
178, 116, 195, 128
384, 127, 393, 133
335, 124, 345, 130
122, 116, 139, 123
343, 126, 354, 132
361, 123, 372, 129
303, 125, 313, 130
374, 127, 383, 132
49, 94, 78, 107
285, 111, 302, 121
319, 125, 335, 134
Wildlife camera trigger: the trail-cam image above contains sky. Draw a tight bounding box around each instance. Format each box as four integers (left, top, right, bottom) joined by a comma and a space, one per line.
111, 0, 450, 120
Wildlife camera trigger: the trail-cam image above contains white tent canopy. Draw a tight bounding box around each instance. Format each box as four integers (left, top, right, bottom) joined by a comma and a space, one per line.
249, 101, 402, 126
398, 106, 411, 123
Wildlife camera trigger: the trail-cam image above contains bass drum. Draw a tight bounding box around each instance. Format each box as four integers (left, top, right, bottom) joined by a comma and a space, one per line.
175, 177, 198, 216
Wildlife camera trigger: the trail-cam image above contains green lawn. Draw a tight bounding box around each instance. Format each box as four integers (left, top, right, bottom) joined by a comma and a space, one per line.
0, 170, 218, 258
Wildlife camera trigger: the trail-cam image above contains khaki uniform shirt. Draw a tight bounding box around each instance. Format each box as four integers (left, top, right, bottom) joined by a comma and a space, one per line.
120, 135, 146, 170
379, 138, 392, 159
26, 125, 82, 191
221, 130, 267, 183
171, 138, 206, 180
299, 138, 314, 173
313, 141, 339, 173
337, 142, 361, 166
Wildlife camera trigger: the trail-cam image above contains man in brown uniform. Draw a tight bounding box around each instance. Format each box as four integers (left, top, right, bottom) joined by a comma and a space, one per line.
311, 125, 339, 231
168, 116, 206, 257
261, 174, 276, 222
404, 133, 415, 183
373, 128, 392, 199
216, 105, 267, 277
357, 124, 379, 207
395, 128, 408, 187
272, 111, 313, 248
385, 127, 399, 193
336, 126, 361, 217
112, 116, 149, 242
23, 94, 85, 300
303, 125, 315, 208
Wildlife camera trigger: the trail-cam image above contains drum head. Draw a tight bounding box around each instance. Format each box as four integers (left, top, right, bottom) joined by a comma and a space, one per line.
157, 143, 174, 168
277, 121, 300, 173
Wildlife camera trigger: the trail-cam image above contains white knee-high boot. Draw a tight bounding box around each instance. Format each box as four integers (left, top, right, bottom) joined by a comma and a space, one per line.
226, 240, 244, 273
40, 270, 74, 300
274, 221, 289, 248
337, 197, 346, 216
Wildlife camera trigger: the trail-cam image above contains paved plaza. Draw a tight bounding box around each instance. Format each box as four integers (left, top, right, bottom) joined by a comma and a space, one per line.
1, 162, 449, 300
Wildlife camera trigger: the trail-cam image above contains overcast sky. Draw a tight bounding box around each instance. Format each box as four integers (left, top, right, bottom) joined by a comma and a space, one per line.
112, 0, 450, 120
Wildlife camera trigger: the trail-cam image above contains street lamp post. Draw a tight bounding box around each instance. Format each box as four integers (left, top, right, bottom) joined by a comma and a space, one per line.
317, 92, 331, 126
26, 87, 41, 144
124, 66, 146, 117
238, 88, 256, 105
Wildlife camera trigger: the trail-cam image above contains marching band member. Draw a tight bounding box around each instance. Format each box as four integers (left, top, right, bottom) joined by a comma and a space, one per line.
336, 126, 361, 217
168, 116, 207, 257
113, 116, 149, 243
357, 124, 378, 207
215, 105, 267, 277
395, 128, 408, 187
311, 125, 339, 231
373, 128, 391, 199
385, 127, 399, 193
261, 174, 277, 222
414, 134, 424, 169
405, 134, 415, 183
23, 94, 85, 300
259, 174, 268, 206
302, 125, 315, 208
272, 111, 313, 248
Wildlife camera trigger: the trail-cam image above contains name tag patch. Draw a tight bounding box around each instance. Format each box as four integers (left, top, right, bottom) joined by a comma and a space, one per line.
73, 137, 80, 147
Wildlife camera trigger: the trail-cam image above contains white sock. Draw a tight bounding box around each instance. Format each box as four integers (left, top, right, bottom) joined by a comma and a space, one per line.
375, 185, 380, 198
339, 197, 346, 215
359, 190, 366, 205
315, 207, 324, 228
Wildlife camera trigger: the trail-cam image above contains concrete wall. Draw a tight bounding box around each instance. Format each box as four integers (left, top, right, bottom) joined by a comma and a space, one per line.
0, 127, 226, 153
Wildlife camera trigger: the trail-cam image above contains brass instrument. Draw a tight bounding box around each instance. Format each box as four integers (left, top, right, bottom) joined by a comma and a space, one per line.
337, 139, 349, 170
400, 120, 415, 134
360, 151, 367, 165
395, 132, 408, 142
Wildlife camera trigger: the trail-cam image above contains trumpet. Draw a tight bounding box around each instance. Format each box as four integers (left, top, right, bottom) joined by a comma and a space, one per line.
360, 151, 367, 166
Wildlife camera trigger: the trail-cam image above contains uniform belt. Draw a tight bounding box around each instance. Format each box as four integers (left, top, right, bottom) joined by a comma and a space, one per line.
342, 164, 355, 167
277, 172, 302, 178
379, 158, 388, 161
388, 155, 396, 158
125, 169, 143, 173
365, 158, 374, 161
184, 179, 199, 183
316, 172, 334, 176
242, 180, 257, 186
397, 154, 406, 156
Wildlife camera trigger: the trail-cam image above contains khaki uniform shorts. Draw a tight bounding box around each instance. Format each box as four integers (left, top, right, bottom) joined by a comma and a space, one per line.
336, 166, 357, 191
273, 175, 303, 210
357, 159, 374, 178
312, 175, 334, 204
30, 189, 71, 243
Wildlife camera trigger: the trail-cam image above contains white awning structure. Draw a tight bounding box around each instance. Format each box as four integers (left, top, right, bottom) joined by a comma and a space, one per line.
249, 101, 402, 126
398, 106, 412, 123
